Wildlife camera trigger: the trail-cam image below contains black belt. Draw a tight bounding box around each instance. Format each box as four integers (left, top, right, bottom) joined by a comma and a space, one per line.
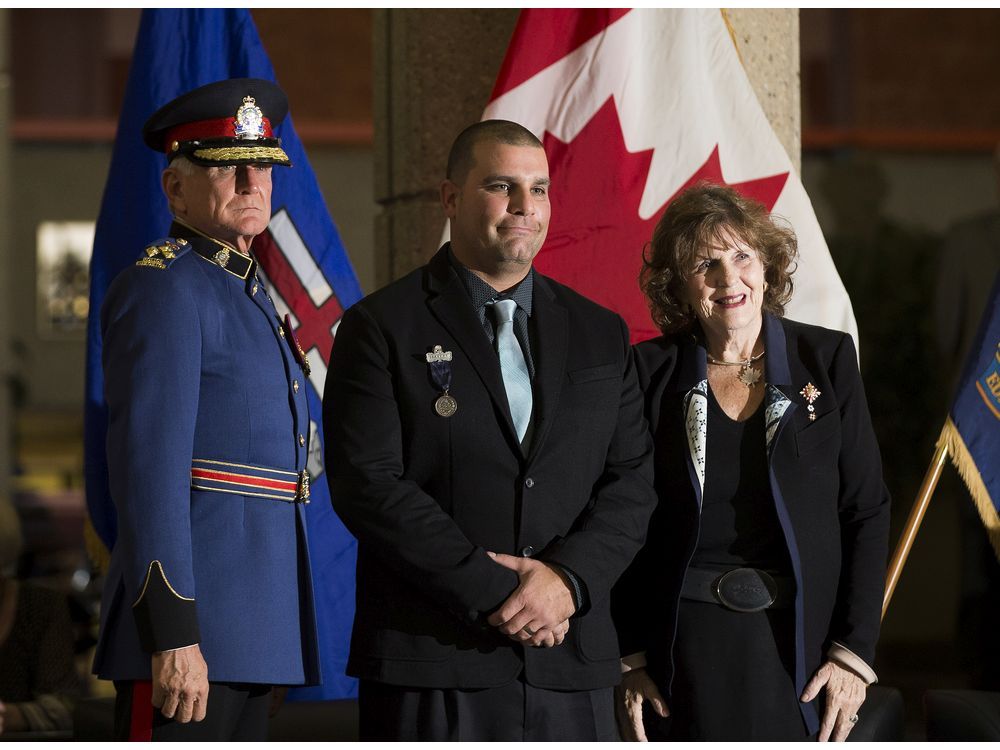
681, 567, 795, 612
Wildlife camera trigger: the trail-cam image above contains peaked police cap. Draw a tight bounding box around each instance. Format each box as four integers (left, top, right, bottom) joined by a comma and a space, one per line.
142, 78, 291, 167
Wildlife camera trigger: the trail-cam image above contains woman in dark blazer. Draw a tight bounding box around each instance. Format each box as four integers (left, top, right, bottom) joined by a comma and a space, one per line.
612, 184, 891, 741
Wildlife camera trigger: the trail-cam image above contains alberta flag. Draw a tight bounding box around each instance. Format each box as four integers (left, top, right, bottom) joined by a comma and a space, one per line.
483, 9, 856, 344
939, 271, 1000, 558
83, 8, 361, 700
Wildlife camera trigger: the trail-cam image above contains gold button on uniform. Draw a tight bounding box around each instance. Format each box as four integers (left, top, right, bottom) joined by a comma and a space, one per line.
298, 434, 305, 446
252, 283, 259, 296
279, 325, 286, 338
293, 380, 299, 393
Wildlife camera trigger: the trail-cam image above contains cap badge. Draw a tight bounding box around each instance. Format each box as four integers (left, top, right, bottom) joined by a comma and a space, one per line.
234, 96, 265, 141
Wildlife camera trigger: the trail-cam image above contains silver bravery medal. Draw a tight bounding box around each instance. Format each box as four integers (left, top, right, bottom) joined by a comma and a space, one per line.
426, 345, 457, 417
434, 394, 458, 418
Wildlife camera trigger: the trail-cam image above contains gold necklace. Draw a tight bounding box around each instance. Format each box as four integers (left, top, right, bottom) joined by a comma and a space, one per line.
707, 348, 765, 388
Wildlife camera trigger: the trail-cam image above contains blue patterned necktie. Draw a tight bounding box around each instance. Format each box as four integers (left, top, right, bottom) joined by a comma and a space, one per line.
489, 299, 532, 442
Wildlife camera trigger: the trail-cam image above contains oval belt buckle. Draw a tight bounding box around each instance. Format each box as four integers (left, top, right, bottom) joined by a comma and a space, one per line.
713, 568, 777, 613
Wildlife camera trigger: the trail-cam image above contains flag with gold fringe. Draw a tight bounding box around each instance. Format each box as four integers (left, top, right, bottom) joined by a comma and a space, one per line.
938, 270, 1000, 556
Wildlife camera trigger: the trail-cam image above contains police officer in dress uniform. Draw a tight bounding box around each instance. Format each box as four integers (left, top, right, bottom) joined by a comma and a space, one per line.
91, 79, 320, 741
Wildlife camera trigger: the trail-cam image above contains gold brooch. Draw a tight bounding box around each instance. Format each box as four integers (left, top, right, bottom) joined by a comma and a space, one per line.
800, 382, 821, 421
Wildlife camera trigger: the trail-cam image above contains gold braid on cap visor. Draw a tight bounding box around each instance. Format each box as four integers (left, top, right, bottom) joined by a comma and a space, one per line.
191, 145, 290, 164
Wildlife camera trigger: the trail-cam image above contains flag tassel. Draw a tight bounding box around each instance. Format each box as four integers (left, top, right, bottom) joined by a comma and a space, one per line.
938, 416, 1000, 558
882, 428, 950, 620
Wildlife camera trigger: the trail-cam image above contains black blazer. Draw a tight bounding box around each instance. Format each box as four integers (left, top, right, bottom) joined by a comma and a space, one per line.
324, 246, 657, 691
612, 314, 891, 734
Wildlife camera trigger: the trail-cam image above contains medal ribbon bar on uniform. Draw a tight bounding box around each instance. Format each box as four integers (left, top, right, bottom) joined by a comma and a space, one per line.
191, 458, 308, 502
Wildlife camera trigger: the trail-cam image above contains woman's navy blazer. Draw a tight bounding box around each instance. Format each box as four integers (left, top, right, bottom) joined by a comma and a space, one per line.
613, 314, 891, 734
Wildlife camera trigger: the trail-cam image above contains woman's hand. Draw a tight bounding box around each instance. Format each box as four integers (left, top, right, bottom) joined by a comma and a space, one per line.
801, 660, 867, 742
614, 668, 669, 742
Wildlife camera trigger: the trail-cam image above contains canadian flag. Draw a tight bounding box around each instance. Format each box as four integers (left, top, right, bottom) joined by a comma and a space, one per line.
483, 8, 856, 345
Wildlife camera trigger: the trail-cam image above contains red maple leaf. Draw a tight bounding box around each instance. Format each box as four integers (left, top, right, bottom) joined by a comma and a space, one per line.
539, 97, 789, 343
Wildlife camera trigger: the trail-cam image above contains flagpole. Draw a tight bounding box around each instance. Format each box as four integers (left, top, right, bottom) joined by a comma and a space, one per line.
881, 427, 950, 620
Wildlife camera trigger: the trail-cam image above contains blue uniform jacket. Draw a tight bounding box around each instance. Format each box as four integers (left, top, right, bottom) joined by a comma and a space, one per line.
92, 223, 320, 686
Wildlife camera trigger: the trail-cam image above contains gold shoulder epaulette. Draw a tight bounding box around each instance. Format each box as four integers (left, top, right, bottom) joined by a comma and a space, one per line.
135, 237, 191, 270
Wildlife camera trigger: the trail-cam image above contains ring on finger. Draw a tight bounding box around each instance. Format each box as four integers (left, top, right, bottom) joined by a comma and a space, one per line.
522, 626, 536, 636
849, 714, 859, 724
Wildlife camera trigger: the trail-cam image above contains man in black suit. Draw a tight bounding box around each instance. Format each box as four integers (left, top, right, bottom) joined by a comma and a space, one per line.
324, 120, 657, 741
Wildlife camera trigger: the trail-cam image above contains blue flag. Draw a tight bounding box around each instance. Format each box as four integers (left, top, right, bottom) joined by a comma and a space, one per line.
939, 270, 1000, 559
83, 8, 361, 700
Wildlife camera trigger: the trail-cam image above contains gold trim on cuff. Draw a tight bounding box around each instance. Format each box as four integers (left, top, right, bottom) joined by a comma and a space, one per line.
132, 560, 195, 608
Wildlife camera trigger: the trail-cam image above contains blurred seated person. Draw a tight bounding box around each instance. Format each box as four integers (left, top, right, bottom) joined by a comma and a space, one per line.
0, 498, 79, 735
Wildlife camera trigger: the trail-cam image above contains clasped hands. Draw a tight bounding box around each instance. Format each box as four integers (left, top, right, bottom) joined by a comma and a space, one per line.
485, 551, 575, 648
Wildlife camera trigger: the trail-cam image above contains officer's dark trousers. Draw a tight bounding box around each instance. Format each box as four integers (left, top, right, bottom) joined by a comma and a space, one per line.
114, 681, 270, 741
359, 676, 617, 741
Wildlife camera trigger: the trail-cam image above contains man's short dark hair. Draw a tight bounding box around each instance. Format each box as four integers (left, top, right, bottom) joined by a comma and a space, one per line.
446, 120, 544, 183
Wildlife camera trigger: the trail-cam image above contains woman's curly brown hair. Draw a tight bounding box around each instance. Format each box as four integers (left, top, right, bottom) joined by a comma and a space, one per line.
640, 182, 798, 335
